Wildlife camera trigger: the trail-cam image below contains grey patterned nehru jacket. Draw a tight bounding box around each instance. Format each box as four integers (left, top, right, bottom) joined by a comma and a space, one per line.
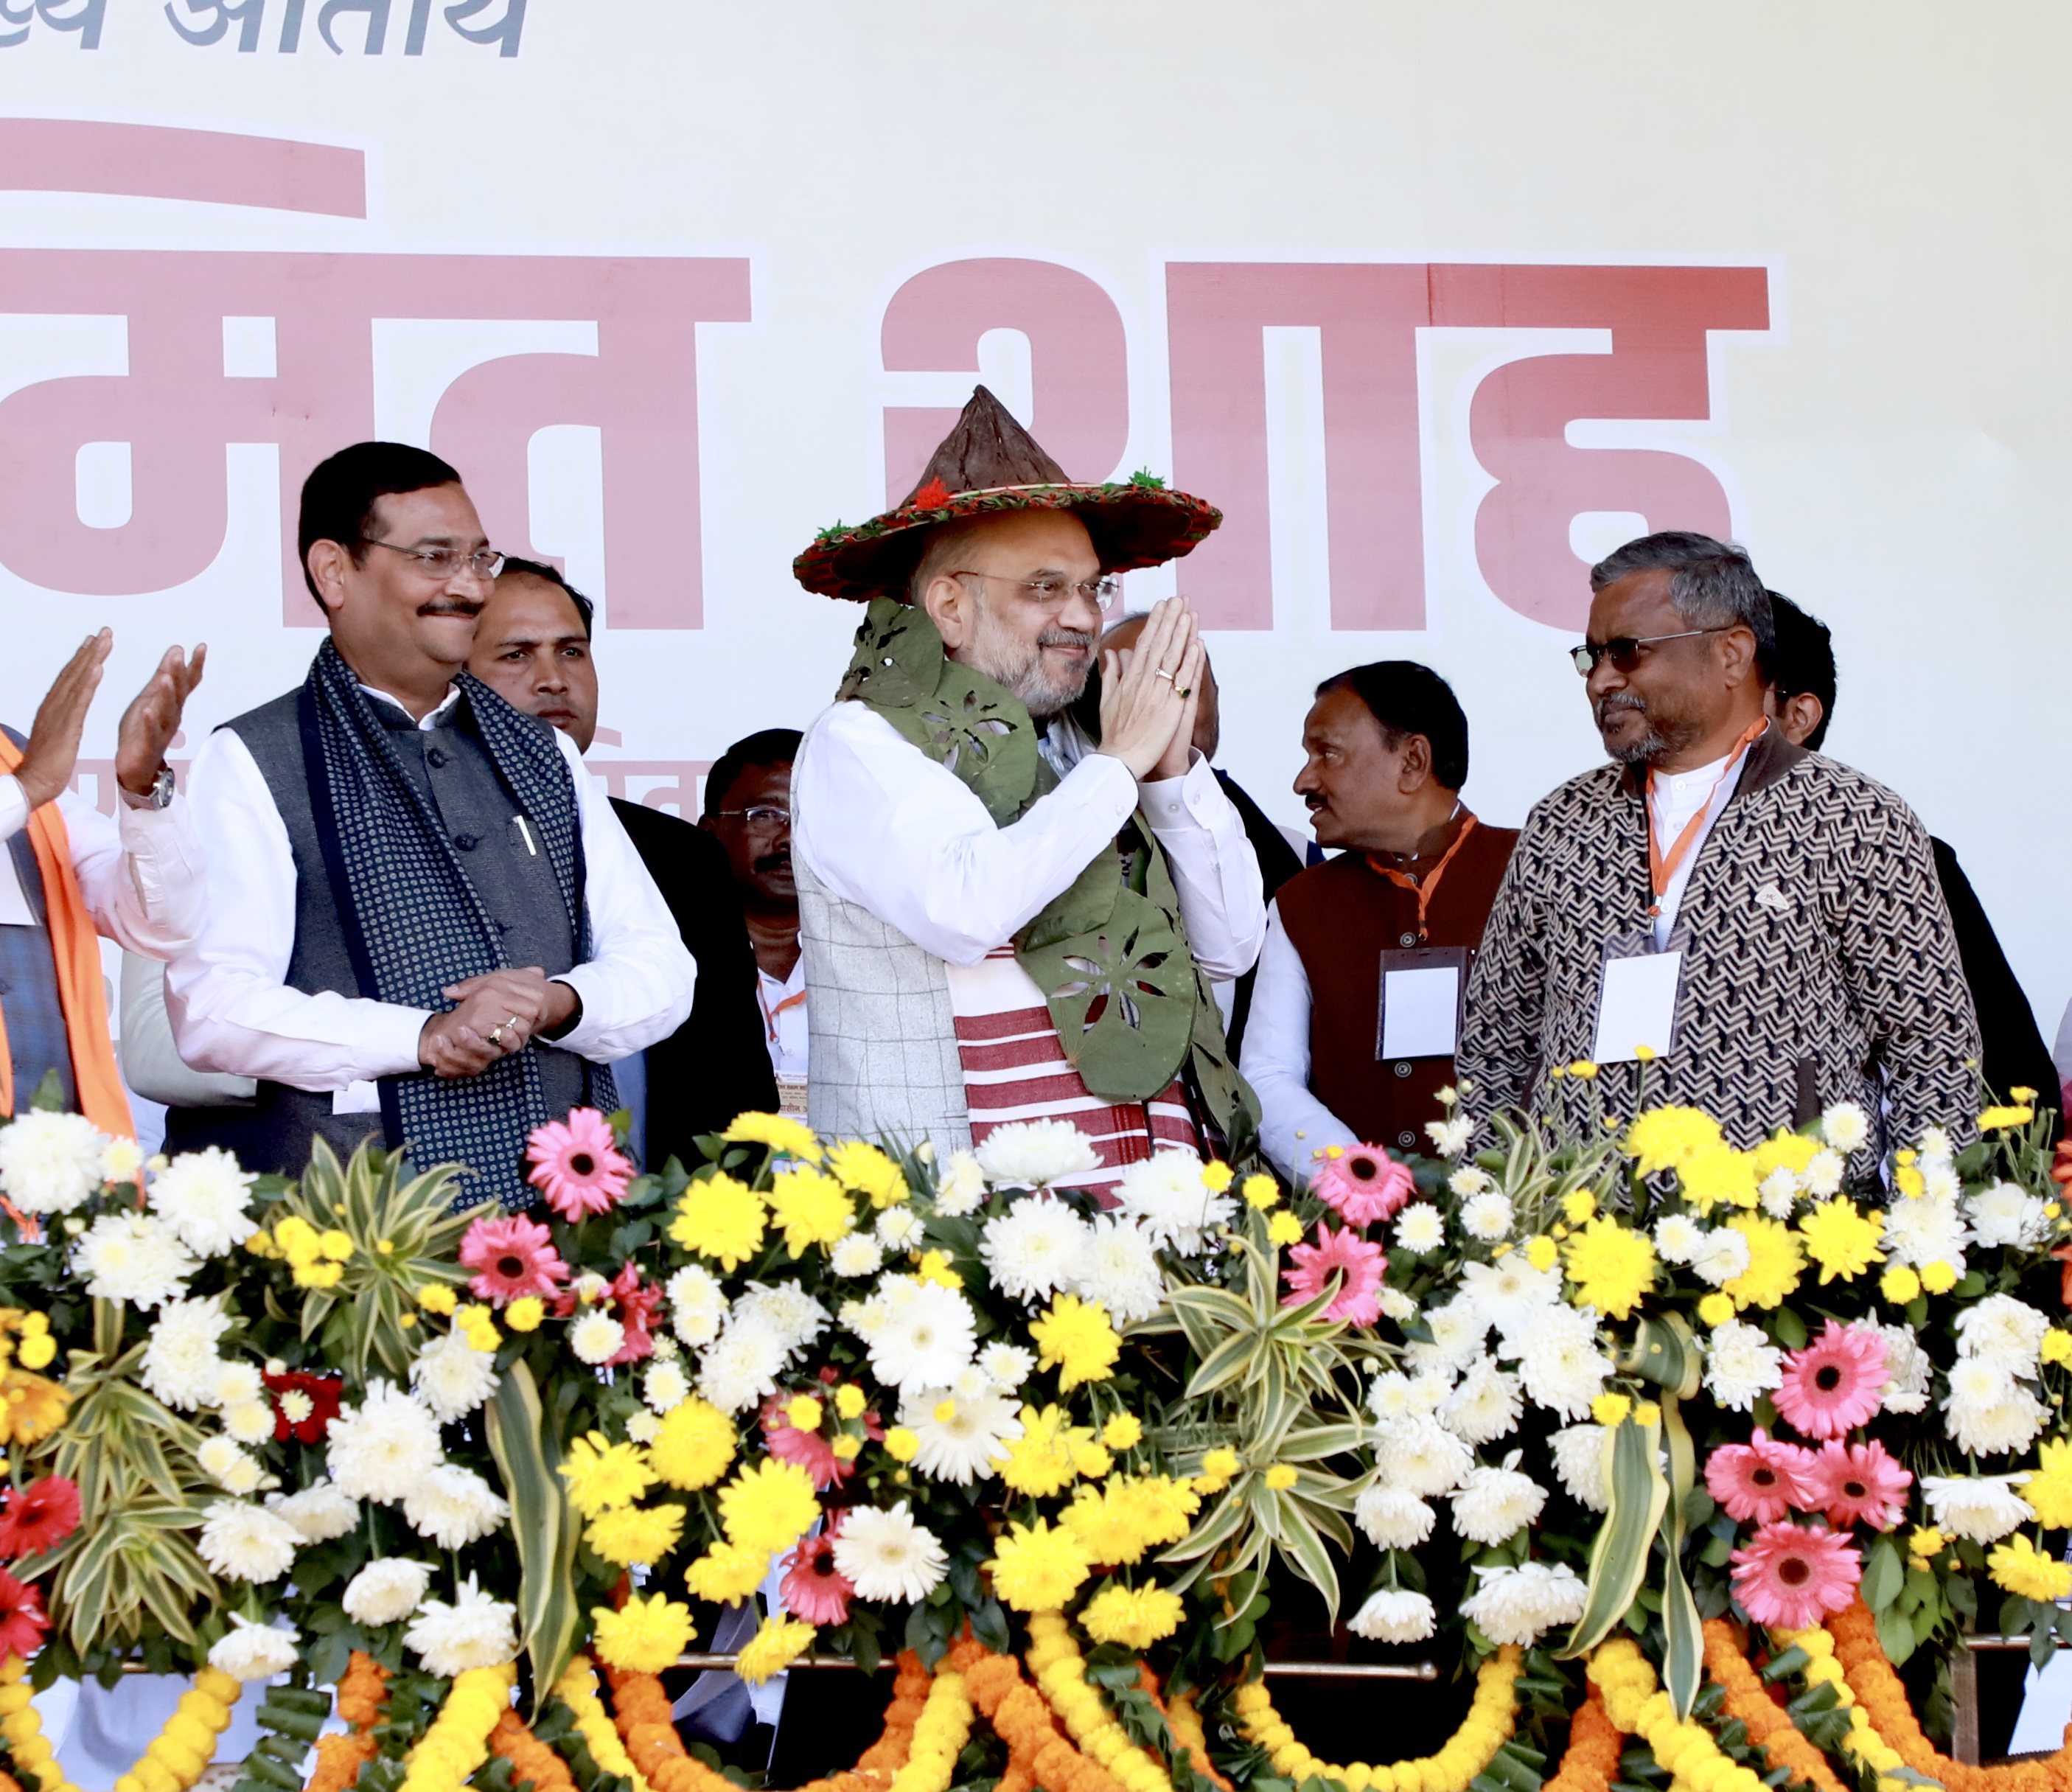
1457, 729, 1981, 1156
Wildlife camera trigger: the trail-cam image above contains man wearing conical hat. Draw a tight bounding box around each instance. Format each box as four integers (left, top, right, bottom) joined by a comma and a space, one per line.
789, 388, 1267, 1189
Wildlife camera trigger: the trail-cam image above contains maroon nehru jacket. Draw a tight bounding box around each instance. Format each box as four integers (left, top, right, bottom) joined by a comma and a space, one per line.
1274, 816, 1518, 1154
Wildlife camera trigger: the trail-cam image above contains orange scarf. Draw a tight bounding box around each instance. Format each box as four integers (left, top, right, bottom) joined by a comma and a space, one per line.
0, 736, 135, 1138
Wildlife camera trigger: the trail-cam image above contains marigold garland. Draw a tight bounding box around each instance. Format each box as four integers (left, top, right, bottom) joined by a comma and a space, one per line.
1231, 1646, 1523, 1792
304, 1651, 390, 1792
1772, 1621, 1909, 1792
1587, 1636, 1768, 1792
1698, 1620, 1848, 1792
1143, 1676, 1231, 1792
1026, 1611, 1171, 1792
0, 1653, 240, 1792
947, 1634, 1130, 1792
1541, 1690, 1623, 1792
556, 1656, 657, 1792
397, 1663, 516, 1792
489, 1709, 578, 1792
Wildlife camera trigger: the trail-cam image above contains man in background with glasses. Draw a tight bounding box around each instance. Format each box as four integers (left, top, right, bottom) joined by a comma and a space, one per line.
164, 442, 694, 1204
787, 387, 1266, 1193
1458, 529, 1977, 1161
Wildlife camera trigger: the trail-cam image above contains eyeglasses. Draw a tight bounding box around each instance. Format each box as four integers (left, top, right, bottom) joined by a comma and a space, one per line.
362, 538, 507, 581
951, 570, 1121, 613
1569, 627, 1729, 675
711, 805, 789, 828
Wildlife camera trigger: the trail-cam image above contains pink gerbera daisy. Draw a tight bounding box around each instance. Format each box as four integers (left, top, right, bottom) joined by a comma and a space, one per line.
779, 1528, 854, 1626
761, 1392, 851, 1491
1311, 1146, 1417, 1230
526, 1107, 633, 1221
458, 1214, 571, 1305
1773, 1321, 1887, 1440
1801, 1438, 1911, 1532
603, 1263, 664, 1367
1282, 1223, 1386, 1327
1703, 1429, 1817, 1524
1729, 1521, 1861, 1629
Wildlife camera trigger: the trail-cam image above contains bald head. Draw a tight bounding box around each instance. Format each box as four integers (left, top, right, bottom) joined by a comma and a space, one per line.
1101, 612, 1219, 759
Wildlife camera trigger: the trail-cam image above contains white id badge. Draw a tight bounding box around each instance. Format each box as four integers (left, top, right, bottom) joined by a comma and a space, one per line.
1590, 934, 1683, 1063
1377, 946, 1467, 1060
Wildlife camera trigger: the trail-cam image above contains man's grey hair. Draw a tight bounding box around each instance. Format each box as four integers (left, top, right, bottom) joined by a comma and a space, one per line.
908, 518, 990, 604
1588, 531, 1775, 658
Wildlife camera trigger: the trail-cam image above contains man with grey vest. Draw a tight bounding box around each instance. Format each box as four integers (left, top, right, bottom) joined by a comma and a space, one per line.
165, 442, 694, 1207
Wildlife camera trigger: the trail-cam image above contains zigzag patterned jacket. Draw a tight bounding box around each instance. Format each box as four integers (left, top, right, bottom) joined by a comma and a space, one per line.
1457, 728, 1982, 1154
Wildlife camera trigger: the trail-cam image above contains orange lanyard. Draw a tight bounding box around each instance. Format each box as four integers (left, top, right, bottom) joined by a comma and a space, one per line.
1644, 719, 1766, 918
758, 980, 806, 1046
1366, 811, 1479, 944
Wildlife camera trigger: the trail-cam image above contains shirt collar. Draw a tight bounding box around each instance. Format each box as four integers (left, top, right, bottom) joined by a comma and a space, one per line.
358, 683, 461, 731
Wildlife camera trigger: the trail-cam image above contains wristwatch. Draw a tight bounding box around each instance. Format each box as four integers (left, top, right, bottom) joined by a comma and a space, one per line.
128, 764, 175, 810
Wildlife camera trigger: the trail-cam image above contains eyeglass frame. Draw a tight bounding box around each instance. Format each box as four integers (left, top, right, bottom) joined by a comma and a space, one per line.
710, 805, 791, 828
360, 537, 508, 581
1569, 627, 1731, 676
949, 568, 1122, 613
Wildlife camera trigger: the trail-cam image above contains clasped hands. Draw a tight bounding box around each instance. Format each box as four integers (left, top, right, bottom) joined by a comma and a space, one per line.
15, 630, 208, 811
1095, 595, 1206, 782
418, 968, 580, 1078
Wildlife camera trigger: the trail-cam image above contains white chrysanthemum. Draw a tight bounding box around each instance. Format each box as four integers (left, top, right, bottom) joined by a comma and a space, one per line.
934, 1151, 986, 1218
1350, 1588, 1436, 1642
1956, 1294, 2051, 1370
1441, 1357, 1522, 1446
1883, 1191, 1970, 1273
667, 1266, 727, 1346
1449, 1165, 1493, 1199
268, 1479, 358, 1544
1391, 1204, 1445, 1257
1757, 1169, 1801, 1219
198, 1434, 257, 1493
1968, 1182, 2051, 1250
1945, 1356, 2016, 1412
216, 1362, 263, 1407
1705, 1320, 1784, 1412
1919, 1473, 2034, 1541
147, 1147, 258, 1257
981, 1196, 1092, 1303
1459, 1191, 1515, 1241
1551, 1424, 1611, 1512
831, 1234, 885, 1278
1416, 1297, 1490, 1375
411, 1330, 500, 1421
101, 1136, 144, 1183
1820, 1102, 1870, 1154
951, 1365, 989, 1400
1425, 1117, 1474, 1160
1070, 1216, 1165, 1325
404, 1576, 519, 1676
570, 1310, 627, 1366
0, 1110, 108, 1215
1451, 1460, 1547, 1544
198, 1499, 301, 1582
1355, 1483, 1436, 1549
1653, 1214, 1704, 1263
1367, 1371, 1430, 1424
902, 1387, 1023, 1484
73, 1210, 198, 1308
1378, 1286, 1417, 1322
1924, 1162, 1961, 1202
1877, 1324, 1932, 1415
734, 1282, 829, 1354
831, 1500, 948, 1602
343, 1557, 432, 1625
1514, 1303, 1613, 1421
980, 1343, 1034, 1392
626, 1410, 660, 1443
1115, 1150, 1235, 1256
1460, 1561, 1588, 1646
223, 1399, 276, 1446
696, 1317, 789, 1414
1689, 1227, 1753, 1288
975, 1120, 1100, 1188
1948, 1390, 2048, 1458
1372, 1415, 1473, 1496
1458, 1258, 1560, 1347
404, 1464, 511, 1549
209, 1614, 300, 1682
868, 1280, 977, 1390
141, 1296, 233, 1410
841, 1295, 887, 1341
326, 1379, 443, 1504
643, 1361, 689, 1413
876, 1207, 924, 1250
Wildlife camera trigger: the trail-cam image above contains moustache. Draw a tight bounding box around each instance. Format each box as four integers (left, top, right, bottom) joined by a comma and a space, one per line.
753, 848, 792, 876
1037, 627, 1095, 652
419, 599, 484, 619
1594, 691, 1647, 729
1302, 792, 1327, 811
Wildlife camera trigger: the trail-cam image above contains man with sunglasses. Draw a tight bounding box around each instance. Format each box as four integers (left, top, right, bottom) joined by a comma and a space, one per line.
1459, 530, 1977, 1160
164, 442, 695, 1204
787, 388, 1266, 1191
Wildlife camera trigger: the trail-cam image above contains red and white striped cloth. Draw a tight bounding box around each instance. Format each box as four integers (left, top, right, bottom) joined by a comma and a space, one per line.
947, 948, 1199, 1195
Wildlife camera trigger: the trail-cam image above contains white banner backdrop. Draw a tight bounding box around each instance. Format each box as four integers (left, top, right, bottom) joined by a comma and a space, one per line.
1, 1, 2066, 1053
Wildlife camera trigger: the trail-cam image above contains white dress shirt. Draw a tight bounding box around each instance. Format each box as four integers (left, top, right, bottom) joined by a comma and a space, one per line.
792, 700, 1266, 980
758, 961, 809, 1078
167, 684, 696, 1099
1240, 899, 1363, 1180
1647, 744, 1749, 949
0, 776, 203, 958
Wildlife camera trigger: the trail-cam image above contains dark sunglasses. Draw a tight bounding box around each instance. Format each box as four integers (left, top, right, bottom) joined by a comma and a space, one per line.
1569, 627, 1729, 676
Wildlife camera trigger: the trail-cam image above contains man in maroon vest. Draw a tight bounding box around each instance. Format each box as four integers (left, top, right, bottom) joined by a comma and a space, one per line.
1240, 661, 1517, 1176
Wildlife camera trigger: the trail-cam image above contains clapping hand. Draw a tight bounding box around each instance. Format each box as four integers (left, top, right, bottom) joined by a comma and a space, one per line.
1095, 596, 1205, 781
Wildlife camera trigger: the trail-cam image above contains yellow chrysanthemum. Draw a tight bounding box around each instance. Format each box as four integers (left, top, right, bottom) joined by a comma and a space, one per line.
1070, 1441, 1112, 1479
1263, 1464, 1298, 1490
1880, 1264, 1922, 1305
1080, 1583, 1185, 1650
585, 1503, 686, 1567
736, 1615, 815, 1685
1989, 1534, 2072, 1602
684, 1539, 771, 1603
1908, 1525, 1946, 1566
826, 1140, 909, 1208
834, 1384, 867, 1419
1030, 1294, 1120, 1391
1719, 1214, 1804, 1310
668, 1171, 768, 1270
1266, 1211, 1302, 1247
1525, 1235, 1559, 1272
1242, 1175, 1280, 1210
914, 1249, 963, 1290
717, 1457, 820, 1555
559, 1432, 655, 1517
988, 1517, 1092, 1612
506, 1296, 545, 1333
1563, 1216, 1657, 1320
1797, 1197, 1885, 1284
722, 1110, 823, 1164
1101, 1412, 1144, 1451
1001, 1404, 1089, 1498
2019, 1437, 2072, 1528
1979, 1105, 2036, 1132
591, 1591, 696, 1675
1751, 1129, 1820, 1179
1201, 1161, 1235, 1193
2044, 1331, 2072, 1367
767, 1165, 855, 1255
884, 1426, 919, 1462
1679, 1145, 1759, 1213
1622, 1106, 1724, 1175
1561, 1191, 1596, 1224
1919, 1259, 1959, 1294
1894, 1165, 1925, 1199
649, 1396, 737, 1491
1697, 1291, 1735, 1327
1194, 1447, 1239, 1493
1062, 1474, 1199, 1564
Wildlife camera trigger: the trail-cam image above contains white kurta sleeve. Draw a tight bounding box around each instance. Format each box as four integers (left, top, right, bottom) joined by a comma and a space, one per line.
0, 774, 205, 958
1136, 752, 1267, 981
1240, 901, 1363, 1182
